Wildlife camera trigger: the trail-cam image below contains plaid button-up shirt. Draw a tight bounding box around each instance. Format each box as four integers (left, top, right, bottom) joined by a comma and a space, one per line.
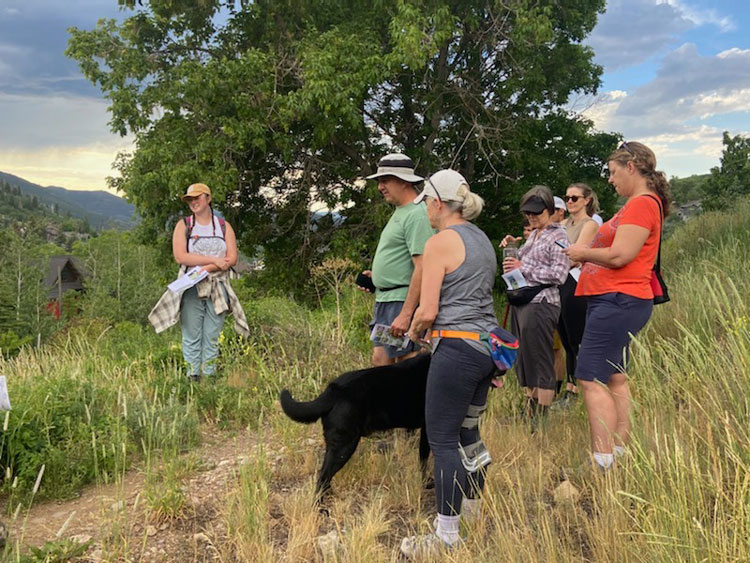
518, 222, 569, 306
148, 267, 249, 337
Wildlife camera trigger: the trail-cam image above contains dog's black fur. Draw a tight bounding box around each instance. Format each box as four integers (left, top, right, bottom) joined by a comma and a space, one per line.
280, 353, 431, 495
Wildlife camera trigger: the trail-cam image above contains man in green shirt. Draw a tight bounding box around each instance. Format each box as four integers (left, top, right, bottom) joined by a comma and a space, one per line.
357, 153, 436, 366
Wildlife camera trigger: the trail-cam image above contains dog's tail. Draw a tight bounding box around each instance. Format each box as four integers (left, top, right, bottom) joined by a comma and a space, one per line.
280, 388, 337, 423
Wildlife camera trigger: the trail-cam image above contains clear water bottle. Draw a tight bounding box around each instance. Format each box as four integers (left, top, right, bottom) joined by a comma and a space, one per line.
503, 241, 519, 261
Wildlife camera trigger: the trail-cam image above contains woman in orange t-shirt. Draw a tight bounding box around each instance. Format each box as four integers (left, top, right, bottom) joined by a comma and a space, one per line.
565, 141, 671, 471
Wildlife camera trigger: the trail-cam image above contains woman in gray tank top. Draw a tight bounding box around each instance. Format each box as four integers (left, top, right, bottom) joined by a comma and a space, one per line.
400, 169, 499, 559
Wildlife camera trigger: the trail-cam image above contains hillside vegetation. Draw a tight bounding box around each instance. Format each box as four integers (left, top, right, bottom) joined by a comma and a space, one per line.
0, 200, 749, 561
0, 171, 136, 229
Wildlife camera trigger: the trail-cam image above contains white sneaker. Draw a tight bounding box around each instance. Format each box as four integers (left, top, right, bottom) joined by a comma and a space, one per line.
400, 532, 457, 559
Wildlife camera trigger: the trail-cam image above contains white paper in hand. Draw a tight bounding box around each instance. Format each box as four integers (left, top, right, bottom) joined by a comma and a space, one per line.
369, 323, 410, 350
502, 268, 530, 290
168, 266, 208, 294
0, 376, 11, 411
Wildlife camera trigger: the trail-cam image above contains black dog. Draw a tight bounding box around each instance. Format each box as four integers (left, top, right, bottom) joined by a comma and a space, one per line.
280, 353, 431, 495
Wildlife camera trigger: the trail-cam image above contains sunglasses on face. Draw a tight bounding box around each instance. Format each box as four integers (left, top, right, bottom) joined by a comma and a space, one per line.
565, 195, 582, 203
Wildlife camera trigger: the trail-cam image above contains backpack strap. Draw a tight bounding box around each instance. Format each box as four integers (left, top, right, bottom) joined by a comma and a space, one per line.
184, 216, 194, 252
642, 194, 664, 271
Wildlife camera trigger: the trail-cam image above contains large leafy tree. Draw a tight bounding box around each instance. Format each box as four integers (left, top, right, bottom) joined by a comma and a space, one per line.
702, 132, 750, 211
68, 0, 618, 291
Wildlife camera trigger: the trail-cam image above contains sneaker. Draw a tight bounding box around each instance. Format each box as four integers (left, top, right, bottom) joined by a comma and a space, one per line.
400, 532, 457, 559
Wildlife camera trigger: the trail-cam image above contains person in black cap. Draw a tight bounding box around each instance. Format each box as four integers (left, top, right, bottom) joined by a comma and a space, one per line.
500, 185, 569, 426
357, 153, 435, 366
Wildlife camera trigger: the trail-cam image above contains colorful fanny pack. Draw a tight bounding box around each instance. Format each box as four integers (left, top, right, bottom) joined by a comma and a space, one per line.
431, 327, 520, 373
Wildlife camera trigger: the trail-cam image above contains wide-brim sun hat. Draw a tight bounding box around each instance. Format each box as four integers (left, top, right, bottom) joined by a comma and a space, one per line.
181, 183, 212, 201
366, 153, 424, 183
413, 169, 469, 204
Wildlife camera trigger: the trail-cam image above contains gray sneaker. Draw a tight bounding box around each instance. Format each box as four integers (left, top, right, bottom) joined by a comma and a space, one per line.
400, 532, 457, 559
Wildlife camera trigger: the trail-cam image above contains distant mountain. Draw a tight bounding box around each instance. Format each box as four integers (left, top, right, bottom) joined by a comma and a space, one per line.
0, 171, 137, 229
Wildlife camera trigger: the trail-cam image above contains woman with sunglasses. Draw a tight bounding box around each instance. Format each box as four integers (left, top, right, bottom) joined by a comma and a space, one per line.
555, 184, 600, 408
402, 169, 498, 558
565, 142, 671, 471
501, 185, 569, 425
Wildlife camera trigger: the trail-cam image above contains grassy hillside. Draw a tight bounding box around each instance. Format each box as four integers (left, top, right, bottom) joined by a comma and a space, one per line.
1, 201, 749, 560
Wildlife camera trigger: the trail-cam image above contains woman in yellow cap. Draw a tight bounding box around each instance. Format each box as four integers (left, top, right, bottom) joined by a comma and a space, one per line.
149, 184, 248, 378
170, 183, 241, 381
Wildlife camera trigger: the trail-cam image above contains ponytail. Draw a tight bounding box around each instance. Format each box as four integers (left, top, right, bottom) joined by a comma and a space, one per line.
647, 170, 672, 218
461, 192, 484, 221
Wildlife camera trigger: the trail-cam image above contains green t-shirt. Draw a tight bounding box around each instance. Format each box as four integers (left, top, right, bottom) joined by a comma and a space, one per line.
371, 201, 436, 303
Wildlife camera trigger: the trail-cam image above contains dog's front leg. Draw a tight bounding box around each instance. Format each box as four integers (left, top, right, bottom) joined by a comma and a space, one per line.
316, 434, 361, 498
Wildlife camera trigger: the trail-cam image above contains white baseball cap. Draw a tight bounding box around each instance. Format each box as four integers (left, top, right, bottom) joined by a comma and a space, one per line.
554, 196, 567, 211
413, 169, 470, 204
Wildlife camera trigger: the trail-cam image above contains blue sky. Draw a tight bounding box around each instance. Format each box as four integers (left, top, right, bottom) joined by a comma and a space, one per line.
0, 0, 748, 192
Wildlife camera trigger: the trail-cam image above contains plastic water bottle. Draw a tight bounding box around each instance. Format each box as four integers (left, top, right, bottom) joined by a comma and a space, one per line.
503, 241, 519, 261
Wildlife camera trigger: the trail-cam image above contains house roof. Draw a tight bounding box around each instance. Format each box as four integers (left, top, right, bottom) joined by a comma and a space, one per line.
44, 255, 87, 296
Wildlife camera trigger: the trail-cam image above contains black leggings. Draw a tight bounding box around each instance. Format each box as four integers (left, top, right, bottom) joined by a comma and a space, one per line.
426, 338, 495, 516
558, 274, 588, 384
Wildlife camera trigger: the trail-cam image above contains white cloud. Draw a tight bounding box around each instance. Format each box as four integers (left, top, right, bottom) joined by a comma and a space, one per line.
614, 44, 750, 134
575, 42, 750, 177
663, 0, 735, 32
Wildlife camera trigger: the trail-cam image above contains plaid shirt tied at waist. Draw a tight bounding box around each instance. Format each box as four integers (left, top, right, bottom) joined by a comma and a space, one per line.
517, 222, 569, 306
148, 267, 250, 337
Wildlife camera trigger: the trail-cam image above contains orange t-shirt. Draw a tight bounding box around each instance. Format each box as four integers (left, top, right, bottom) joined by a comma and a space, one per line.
575, 195, 662, 299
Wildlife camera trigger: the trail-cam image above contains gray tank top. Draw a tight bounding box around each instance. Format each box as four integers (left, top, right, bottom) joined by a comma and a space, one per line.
433, 223, 499, 355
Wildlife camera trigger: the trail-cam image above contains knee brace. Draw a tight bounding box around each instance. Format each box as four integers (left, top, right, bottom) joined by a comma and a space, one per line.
458, 440, 492, 472
461, 403, 487, 430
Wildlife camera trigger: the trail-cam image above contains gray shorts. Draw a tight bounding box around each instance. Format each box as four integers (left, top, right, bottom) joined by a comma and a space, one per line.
369, 301, 416, 359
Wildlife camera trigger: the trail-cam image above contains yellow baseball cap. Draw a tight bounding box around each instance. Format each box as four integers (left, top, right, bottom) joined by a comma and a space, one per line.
181, 183, 211, 201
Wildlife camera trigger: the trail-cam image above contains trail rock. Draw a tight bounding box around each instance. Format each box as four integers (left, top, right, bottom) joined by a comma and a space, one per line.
554, 480, 580, 504
316, 530, 340, 557
146, 525, 158, 537
194, 532, 211, 544
69, 534, 92, 545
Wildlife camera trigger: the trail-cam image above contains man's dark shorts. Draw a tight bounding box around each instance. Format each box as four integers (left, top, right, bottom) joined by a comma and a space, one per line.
369, 301, 416, 359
